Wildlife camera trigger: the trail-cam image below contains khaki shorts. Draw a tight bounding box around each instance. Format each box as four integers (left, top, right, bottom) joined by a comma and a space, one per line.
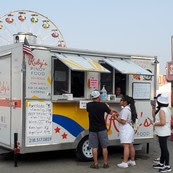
89, 130, 109, 148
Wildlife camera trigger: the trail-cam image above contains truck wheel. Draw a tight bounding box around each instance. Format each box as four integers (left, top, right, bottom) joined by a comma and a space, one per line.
76, 136, 93, 161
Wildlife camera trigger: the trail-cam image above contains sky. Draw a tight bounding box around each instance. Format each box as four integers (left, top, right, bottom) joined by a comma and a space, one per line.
1, 0, 173, 74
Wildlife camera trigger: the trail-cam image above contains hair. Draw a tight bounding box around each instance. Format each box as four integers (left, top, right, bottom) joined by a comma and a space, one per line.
122, 95, 138, 123
155, 101, 169, 115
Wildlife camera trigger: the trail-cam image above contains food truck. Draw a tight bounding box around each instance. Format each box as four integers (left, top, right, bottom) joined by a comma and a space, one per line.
0, 33, 158, 161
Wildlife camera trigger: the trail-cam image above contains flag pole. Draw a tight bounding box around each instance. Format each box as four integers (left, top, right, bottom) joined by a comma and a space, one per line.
22, 38, 27, 156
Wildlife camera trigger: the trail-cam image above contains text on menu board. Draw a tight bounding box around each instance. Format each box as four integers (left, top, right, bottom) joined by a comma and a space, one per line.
26, 101, 52, 137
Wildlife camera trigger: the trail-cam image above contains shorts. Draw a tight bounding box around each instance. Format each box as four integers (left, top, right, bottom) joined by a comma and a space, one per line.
89, 129, 109, 148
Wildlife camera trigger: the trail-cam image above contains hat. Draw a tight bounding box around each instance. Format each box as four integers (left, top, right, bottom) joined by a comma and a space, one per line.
91, 90, 100, 99
157, 93, 169, 104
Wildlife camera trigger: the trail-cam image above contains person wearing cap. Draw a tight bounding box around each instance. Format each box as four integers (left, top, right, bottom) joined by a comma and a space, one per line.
152, 93, 172, 172
86, 90, 116, 169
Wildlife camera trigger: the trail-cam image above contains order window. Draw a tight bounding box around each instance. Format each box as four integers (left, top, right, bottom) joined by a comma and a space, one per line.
100, 63, 113, 94
71, 71, 84, 97
54, 59, 69, 95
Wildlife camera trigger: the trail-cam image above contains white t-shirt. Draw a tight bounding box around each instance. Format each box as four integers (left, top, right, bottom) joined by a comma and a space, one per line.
119, 105, 131, 122
155, 107, 171, 137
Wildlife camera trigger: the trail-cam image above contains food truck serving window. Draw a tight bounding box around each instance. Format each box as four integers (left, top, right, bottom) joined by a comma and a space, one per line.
56, 54, 110, 72
103, 58, 153, 75
54, 54, 110, 98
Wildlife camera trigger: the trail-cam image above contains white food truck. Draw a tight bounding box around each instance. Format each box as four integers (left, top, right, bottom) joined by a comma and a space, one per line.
0, 33, 158, 161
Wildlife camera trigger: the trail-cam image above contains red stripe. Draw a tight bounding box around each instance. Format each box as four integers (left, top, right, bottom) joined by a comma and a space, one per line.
0, 99, 21, 108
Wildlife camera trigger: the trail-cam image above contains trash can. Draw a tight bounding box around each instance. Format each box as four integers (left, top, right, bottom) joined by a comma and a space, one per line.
171, 117, 173, 141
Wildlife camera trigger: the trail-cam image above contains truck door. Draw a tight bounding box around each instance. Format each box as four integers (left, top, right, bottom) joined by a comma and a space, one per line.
0, 54, 11, 146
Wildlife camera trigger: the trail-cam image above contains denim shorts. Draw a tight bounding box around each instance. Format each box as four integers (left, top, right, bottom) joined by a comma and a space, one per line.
89, 129, 109, 148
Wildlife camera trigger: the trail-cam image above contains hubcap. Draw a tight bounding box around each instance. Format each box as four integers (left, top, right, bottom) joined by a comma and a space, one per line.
82, 140, 92, 159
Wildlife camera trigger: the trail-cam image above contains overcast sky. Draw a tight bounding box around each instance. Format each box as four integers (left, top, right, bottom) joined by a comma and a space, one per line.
1, 0, 173, 74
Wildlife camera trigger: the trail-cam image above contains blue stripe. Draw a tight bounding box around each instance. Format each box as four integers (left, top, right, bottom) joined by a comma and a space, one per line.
53, 114, 84, 137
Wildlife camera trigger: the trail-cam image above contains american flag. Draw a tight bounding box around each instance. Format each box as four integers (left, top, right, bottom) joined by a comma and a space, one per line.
23, 37, 33, 57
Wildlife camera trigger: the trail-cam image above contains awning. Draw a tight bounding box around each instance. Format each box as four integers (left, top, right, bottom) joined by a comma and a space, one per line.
56, 54, 110, 73
103, 58, 153, 75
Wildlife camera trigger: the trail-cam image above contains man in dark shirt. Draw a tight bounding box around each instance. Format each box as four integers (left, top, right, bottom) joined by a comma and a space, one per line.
86, 90, 115, 169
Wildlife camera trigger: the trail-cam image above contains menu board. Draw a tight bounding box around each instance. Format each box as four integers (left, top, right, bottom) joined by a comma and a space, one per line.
132, 82, 151, 99
26, 101, 52, 137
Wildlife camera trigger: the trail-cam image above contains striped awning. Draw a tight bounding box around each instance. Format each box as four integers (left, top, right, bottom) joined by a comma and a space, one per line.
56, 54, 110, 73
103, 58, 153, 75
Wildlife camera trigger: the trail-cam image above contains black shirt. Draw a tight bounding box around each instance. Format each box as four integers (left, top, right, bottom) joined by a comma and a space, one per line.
86, 102, 111, 132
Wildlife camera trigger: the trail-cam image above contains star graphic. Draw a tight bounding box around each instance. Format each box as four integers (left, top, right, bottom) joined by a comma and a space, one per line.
62, 132, 68, 139
54, 127, 61, 133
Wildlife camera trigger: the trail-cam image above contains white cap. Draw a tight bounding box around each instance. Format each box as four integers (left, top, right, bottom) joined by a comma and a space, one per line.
91, 90, 100, 99
157, 93, 169, 104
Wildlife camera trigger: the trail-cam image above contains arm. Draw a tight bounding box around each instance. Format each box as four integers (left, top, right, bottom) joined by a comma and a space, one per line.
153, 110, 166, 126
152, 107, 156, 122
114, 116, 127, 124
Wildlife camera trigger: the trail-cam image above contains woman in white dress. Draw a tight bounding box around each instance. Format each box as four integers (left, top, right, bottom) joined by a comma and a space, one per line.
113, 95, 137, 168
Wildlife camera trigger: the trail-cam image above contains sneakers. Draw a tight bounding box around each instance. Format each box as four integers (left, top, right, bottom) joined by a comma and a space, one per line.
117, 162, 128, 168
159, 166, 171, 172
90, 163, 99, 169
153, 157, 160, 164
153, 163, 164, 169
128, 160, 136, 166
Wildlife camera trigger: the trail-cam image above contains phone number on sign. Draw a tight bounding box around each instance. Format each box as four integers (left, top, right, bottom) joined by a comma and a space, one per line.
28, 137, 52, 143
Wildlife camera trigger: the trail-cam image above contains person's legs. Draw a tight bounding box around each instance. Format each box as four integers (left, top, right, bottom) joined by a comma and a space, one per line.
102, 148, 108, 164
89, 132, 99, 166
159, 136, 169, 166
92, 148, 98, 165
129, 143, 135, 161
158, 136, 166, 165
98, 130, 109, 166
123, 143, 130, 162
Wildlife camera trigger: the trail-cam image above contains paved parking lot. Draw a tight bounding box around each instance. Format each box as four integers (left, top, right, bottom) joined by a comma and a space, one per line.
0, 137, 172, 173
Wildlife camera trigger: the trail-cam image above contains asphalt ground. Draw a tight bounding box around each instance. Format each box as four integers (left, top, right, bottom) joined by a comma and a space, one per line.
0, 136, 172, 173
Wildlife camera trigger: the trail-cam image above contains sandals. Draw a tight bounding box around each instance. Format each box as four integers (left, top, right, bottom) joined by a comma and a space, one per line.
90, 163, 99, 169
103, 163, 109, 168
90, 163, 109, 169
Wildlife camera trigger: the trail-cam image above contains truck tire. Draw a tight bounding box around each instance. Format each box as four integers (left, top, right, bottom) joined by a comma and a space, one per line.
76, 136, 93, 161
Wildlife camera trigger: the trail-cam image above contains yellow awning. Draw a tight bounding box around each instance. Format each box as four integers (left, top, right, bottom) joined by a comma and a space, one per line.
56, 54, 110, 73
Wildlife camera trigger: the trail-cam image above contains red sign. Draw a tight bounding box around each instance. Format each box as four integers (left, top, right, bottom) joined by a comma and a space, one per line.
88, 78, 98, 88
166, 61, 173, 81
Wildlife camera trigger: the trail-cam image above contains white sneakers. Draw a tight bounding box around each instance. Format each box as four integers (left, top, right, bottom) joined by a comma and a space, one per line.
117, 162, 128, 168
117, 160, 136, 168
128, 160, 136, 166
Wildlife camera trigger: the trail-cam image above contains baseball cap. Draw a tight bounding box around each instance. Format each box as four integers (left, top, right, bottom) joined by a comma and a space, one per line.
157, 93, 169, 104
91, 90, 100, 99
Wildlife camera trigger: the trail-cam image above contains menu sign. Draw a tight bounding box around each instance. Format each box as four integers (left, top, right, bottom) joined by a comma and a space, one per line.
25, 51, 51, 99
26, 101, 52, 146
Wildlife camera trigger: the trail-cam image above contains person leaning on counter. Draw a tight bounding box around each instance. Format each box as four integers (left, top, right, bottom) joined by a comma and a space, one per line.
86, 90, 116, 169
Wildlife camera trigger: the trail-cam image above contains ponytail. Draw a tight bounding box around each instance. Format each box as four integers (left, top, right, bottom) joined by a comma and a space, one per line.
129, 97, 138, 123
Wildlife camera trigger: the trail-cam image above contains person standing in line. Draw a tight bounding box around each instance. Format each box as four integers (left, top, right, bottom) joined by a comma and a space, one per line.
152, 93, 172, 172
112, 95, 137, 168
86, 90, 116, 169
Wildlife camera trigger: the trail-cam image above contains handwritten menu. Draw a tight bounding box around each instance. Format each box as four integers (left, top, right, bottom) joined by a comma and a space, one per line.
133, 82, 151, 99
26, 101, 52, 137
